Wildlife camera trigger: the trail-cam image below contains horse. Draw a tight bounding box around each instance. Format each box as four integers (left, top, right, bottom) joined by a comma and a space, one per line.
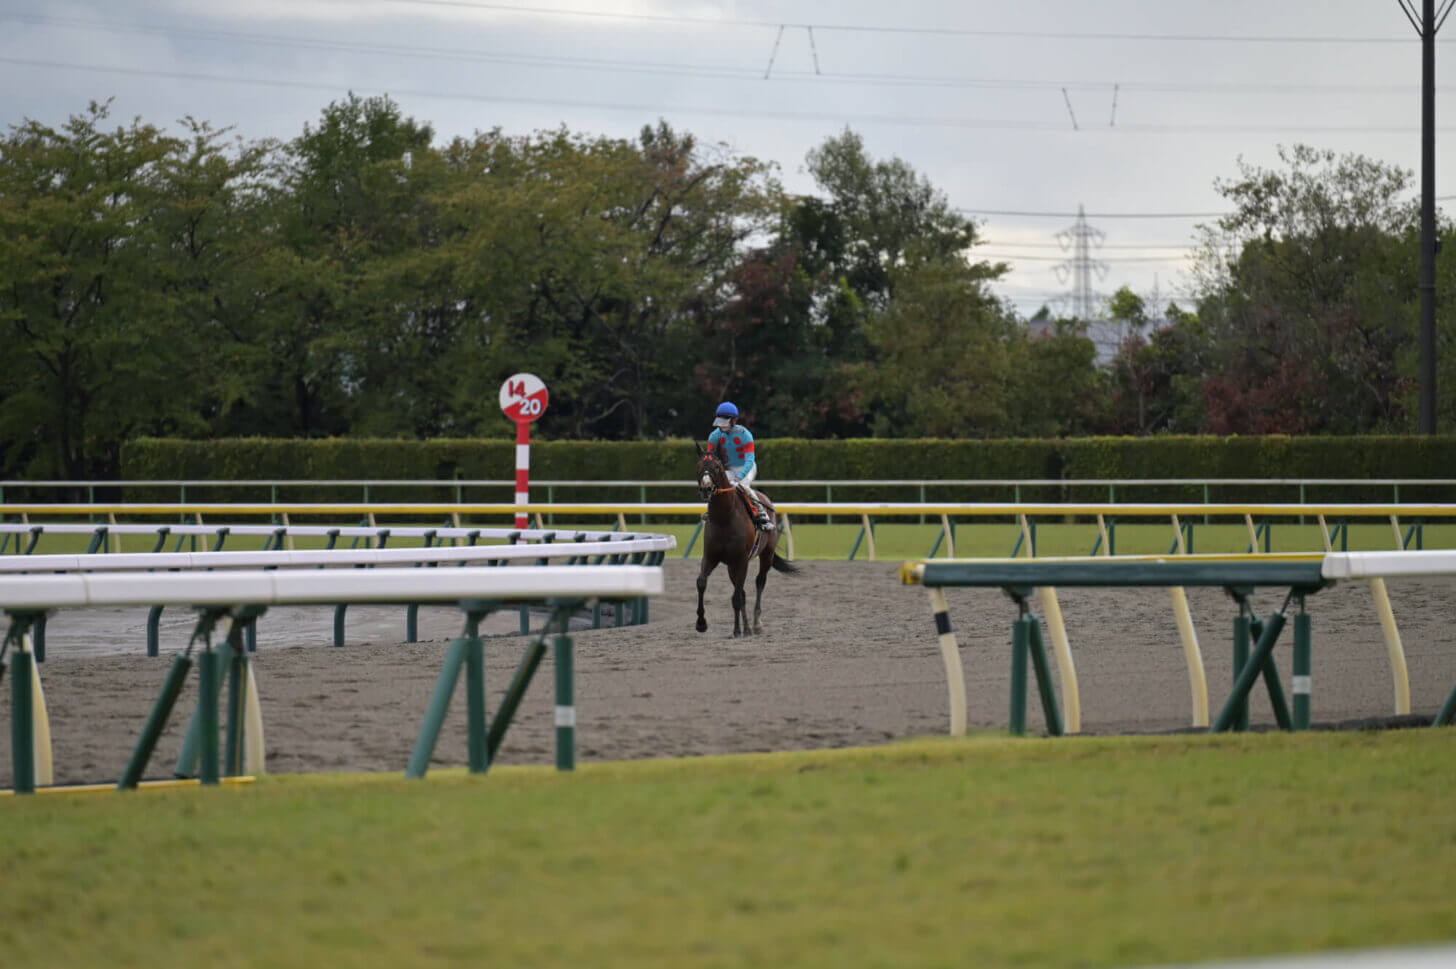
694, 441, 798, 637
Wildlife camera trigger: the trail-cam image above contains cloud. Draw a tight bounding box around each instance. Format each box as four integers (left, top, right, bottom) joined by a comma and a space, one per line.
164, 0, 737, 28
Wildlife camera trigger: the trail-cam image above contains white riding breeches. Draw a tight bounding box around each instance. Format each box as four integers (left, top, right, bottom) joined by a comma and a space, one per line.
726, 464, 758, 489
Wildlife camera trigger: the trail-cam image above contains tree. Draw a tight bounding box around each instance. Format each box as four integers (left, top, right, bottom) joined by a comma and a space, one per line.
444, 121, 782, 439
1106, 303, 1210, 435
1016, 319, 1111, 437
856, 257, 1020, 437
1107, 286, 1153, 433
0, 102, 242, 477
1192, 145, 1418, 433
249, 93, 440, 437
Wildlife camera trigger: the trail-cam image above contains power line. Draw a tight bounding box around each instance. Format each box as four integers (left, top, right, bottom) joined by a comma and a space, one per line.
982, 240, 1195, 249
14, 56, 1456, 136
324, 0, 1456, 44
964, 208, 1227, 218
982, 253, 1187, 262
8, 13, 1451, 97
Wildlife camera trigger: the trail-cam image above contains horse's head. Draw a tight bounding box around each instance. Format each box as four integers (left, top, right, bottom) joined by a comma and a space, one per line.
694, 441, 729, 499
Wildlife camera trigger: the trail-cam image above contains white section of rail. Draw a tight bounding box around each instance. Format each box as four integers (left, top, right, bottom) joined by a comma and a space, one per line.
0, 565, 664, 610
0, 538, 672, 573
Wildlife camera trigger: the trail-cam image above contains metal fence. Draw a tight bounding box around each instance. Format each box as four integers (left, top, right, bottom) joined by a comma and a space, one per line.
7, 477, 1456, 506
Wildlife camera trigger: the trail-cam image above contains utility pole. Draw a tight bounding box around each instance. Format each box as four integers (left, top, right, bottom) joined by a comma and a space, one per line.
1399, 0, 1454, 433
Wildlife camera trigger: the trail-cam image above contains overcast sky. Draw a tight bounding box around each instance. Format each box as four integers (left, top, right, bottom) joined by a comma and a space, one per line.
2, 0, 1451, 317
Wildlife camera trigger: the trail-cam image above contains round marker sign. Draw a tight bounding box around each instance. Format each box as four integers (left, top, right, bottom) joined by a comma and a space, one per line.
499, 372, 549, 423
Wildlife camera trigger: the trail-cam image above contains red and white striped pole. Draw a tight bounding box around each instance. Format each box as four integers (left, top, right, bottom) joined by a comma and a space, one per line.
514, 417, 531, 529
499, 372, 549, 531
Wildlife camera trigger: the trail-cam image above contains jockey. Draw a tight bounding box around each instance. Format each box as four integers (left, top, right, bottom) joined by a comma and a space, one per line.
708, 401, 774, 531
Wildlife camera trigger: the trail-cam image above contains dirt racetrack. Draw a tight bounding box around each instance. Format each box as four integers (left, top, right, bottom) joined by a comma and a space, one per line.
3, 559, 1454, 788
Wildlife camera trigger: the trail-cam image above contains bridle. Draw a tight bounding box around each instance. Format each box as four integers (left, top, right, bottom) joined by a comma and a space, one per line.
698, 452, 734, 500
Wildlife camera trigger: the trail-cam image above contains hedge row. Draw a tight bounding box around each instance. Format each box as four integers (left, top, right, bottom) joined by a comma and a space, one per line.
93, 435, 1456, 507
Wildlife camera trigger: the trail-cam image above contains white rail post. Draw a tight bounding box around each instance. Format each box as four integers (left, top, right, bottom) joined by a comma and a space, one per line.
1167, 512, 1209, 728
926, 588, 967, 735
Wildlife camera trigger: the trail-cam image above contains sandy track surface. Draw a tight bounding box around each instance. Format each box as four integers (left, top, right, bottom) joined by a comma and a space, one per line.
2, 560, 1453, 787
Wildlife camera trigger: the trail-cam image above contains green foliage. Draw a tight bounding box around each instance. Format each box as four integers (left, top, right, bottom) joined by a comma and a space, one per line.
13, 98, 1456, 482
0, 102, 268, 477
1188, 145, 1422, 434
857, 258, 1020, 437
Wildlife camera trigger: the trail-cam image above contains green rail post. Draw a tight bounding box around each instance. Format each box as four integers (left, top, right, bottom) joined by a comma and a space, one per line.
1292, 607, 1311, 731
1435, 681, 1456, 727
224, 648, 247, 777
554, 630, 575, 770
10, 647, 34, 793
405, 637, 469, 779
176, 614, 251, 780
119, 654, 193, 790
197, 648, 220, 785
1027, 617, 1064, 737
1250, 615, 1293, 731
1213, 609, 1289, 733
488, 637, 548, 760
466, 633, 487, 773
1233, 612, 1251, 732
1009, 614, 1030, 736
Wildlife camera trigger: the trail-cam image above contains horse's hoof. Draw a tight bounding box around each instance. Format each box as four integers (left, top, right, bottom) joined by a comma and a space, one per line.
753, 625, 763, 635
733, 630, 741, 638
696, 619, 707, 633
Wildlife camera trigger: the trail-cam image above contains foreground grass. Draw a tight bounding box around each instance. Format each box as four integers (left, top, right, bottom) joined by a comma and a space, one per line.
1, 731, 1453, 968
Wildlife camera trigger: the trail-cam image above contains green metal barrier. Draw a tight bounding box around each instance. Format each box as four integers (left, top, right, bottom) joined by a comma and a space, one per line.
121, 607, 246, 790
909, 558, 1329, 736
407, 599, 581, 779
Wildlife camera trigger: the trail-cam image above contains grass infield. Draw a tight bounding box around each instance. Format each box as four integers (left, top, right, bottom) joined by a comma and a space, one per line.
1, 730, 1453, 968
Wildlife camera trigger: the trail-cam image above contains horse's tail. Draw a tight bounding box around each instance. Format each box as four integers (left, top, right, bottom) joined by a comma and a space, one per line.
771, 553, 800, 575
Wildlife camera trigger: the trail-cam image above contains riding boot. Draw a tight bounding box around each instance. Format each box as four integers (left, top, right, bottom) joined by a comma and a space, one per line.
750, 495, 775, 532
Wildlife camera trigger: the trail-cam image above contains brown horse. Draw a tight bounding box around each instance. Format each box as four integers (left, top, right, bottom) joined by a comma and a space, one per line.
694, 442, 797, 636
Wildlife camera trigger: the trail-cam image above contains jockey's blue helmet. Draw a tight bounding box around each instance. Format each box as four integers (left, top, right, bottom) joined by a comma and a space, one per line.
715, 401, 739, 419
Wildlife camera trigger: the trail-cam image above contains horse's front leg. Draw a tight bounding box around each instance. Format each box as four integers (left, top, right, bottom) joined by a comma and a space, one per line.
729, 560, 750, 637
752, 550, 771, 635
696, 557, 718, 634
